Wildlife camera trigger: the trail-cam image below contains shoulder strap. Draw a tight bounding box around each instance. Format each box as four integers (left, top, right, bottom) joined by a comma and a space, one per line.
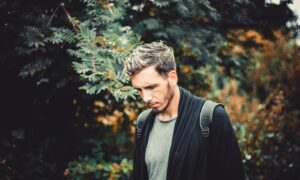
199, 100, 222, 138
137, 100, 221, 139
136, 109, 152, 139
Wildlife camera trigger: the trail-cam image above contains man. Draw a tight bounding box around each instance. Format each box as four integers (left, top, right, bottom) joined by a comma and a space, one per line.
123, 41, 244, 180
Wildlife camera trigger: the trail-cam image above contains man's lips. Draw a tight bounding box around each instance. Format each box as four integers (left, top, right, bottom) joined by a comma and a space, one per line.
149, 102, 158, 107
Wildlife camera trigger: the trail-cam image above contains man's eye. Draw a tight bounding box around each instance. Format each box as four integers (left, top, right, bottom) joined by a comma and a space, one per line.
135, 89, 142, 94
147, 86, 156, 90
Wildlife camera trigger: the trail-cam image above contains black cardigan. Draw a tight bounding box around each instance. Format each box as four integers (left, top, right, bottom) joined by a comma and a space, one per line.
133, 87, 244, 180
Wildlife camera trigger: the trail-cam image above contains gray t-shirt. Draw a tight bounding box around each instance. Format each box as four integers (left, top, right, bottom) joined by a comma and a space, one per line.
145, 116, 177, 180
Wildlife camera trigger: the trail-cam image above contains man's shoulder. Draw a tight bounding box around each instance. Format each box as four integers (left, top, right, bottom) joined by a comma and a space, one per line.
137, 109, 152, 121
209, 103, 233, 133
136, 109, 152, 128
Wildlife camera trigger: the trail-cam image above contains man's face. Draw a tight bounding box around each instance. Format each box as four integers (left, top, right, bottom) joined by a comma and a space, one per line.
131, 66, 175, 113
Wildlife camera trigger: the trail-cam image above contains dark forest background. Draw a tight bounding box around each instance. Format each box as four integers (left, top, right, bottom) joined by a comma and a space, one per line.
0, 0, 300, 179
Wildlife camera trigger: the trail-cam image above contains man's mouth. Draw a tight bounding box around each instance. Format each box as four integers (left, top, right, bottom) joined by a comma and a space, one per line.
149, 102, 158, 108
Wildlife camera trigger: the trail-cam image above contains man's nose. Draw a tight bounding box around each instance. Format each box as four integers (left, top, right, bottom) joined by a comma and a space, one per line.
142, 91, 152, 103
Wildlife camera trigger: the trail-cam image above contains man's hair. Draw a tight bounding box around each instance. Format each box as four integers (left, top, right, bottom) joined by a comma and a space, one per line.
123, 41, 176, 77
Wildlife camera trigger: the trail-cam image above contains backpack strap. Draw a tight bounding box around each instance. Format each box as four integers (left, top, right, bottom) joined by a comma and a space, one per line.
199, 100, 222, 138
136, 100, 221, 139
136, 109, 152, 139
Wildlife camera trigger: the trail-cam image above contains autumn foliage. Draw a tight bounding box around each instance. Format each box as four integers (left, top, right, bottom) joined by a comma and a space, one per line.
1, 0, 299, 179
209, 30, 300, 179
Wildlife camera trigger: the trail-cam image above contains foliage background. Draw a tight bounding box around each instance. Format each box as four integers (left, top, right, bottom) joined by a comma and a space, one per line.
0, 0, 299, 179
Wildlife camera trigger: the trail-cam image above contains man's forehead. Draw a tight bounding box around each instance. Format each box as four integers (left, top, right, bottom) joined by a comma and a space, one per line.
130, 67, 162, 87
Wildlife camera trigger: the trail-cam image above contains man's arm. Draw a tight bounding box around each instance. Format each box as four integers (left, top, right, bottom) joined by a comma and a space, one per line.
209, 106, 245, 180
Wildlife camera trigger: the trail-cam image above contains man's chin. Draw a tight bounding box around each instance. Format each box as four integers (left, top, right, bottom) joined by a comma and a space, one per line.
150, 106, 163, 113
151, 108, 159, 113
151, 105, 167, 114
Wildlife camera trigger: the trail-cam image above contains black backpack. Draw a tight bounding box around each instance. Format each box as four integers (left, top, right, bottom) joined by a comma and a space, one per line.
136, 100, 222, 140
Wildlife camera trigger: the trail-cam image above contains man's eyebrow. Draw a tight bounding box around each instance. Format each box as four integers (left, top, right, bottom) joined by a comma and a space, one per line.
144, 83, 158, 89
132, 85, 142, 90
133, 87, 141, 90
133, 83, 158, 90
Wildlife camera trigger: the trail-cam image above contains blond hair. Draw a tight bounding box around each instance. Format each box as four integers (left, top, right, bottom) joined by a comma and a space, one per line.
123, 41, 176, 77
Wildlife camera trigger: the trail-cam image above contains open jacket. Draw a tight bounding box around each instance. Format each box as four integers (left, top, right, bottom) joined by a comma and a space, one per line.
133, 87, 244, 180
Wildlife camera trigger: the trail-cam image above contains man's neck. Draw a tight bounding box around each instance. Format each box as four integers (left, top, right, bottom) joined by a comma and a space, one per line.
158, 86, 180, 121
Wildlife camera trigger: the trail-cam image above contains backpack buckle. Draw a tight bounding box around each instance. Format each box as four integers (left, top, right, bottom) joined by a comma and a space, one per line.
202, 127, 209, 138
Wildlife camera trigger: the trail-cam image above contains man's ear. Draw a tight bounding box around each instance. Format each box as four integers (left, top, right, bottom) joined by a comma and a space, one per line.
168, 70, 178, 86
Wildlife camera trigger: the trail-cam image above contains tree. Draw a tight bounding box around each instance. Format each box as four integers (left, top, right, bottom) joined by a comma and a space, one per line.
0, 0, 299, 179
